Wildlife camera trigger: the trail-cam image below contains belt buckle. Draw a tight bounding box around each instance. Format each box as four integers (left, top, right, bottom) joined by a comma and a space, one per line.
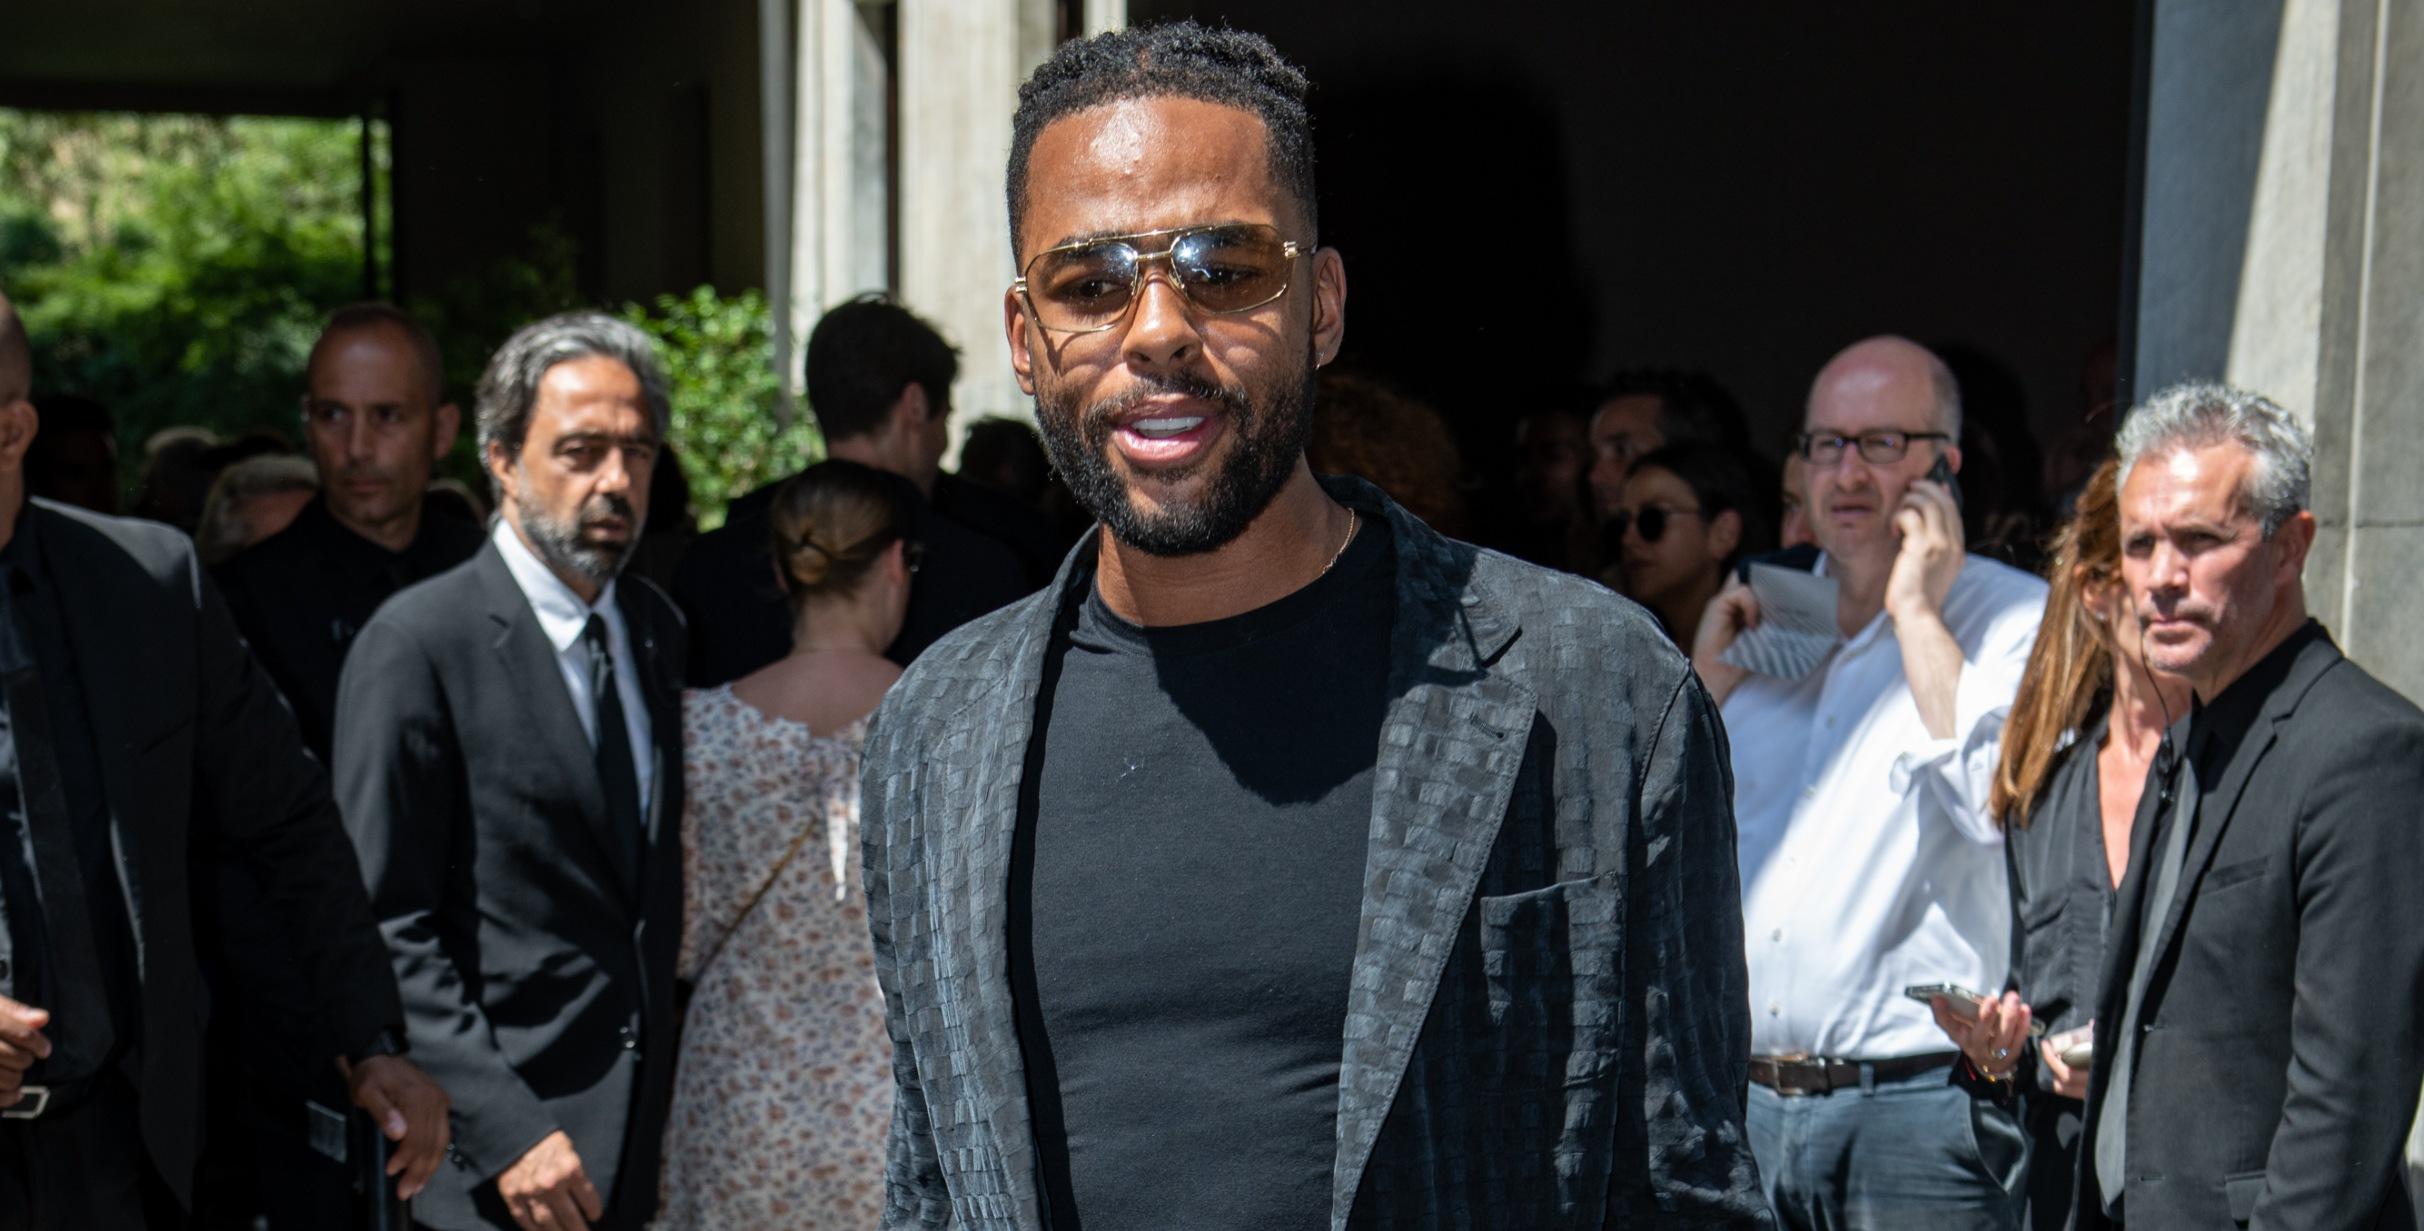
0, 1086, 49, 1120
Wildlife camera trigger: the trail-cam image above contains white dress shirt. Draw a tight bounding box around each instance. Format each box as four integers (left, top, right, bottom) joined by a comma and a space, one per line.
1726, 553, 2045, 1060
493, 519, 655, 814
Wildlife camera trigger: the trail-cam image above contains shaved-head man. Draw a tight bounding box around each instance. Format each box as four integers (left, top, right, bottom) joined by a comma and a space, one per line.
0, 286, 449, 1228
201, 304, 483, 1229
1695, 335, 2047, 1227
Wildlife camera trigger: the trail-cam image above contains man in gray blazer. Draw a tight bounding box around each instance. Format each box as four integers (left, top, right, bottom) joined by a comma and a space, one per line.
859, 23, 1768, 1230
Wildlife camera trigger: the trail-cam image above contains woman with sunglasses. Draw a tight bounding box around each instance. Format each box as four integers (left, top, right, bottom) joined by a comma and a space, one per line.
658, 459, 919, 1229
1607, 441, 1773, 645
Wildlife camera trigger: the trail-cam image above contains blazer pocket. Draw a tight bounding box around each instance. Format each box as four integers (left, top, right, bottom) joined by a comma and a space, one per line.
2202, 857, 2274, 894
2221, 1168, 2265, 1224
1477, 876, 1623, 1084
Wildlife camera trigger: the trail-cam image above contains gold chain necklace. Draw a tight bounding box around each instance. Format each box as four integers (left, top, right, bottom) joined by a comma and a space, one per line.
1321, 509, 1361, 576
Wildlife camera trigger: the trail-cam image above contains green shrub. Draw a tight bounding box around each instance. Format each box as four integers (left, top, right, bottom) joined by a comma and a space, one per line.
620, 286, 820, 530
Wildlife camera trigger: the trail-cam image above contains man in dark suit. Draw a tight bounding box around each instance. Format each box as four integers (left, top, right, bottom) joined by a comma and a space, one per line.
2075, 383, 2424, 1230
673, 295, 1036, 685
0, 290, 450, 1226
335, 312, 685, 1231
201, 302, 485, 1230
859, 26, 1768, 1230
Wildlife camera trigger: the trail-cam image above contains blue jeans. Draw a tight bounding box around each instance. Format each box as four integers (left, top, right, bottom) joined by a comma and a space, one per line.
1748, 1063, 2027, 1231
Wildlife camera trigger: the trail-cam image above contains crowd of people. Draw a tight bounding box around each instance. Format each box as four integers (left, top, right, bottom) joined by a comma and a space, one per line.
1, 19, 2420, 1231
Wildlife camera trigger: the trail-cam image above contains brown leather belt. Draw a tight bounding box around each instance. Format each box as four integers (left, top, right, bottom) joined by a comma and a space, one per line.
1749, 1051, 1960, 1096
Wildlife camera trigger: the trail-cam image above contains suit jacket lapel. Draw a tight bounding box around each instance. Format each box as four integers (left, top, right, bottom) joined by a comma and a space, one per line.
471, 546, 632, 903
40, 505, 155, 984
2138, 629, 2336, 987
1329, 488, 1533, 1229
617, 583, 680, 871
926, 549, 1078, 1231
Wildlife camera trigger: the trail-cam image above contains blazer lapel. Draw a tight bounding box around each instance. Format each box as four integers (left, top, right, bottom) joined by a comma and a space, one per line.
1330, 488, 1534, 1229
2138, 629, 2335, 984
618, 583, 680, 872
40, 506, 157, 984
923, 552, 1079, 1231
471, 547, 632, 903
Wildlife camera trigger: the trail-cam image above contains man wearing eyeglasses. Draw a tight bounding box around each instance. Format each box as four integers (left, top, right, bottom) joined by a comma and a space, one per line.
858, 21, 1769, 1231
1692, 335, 2047, 1228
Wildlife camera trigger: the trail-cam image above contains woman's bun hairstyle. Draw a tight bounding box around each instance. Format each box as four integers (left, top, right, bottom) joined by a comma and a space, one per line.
767, 459, 918, 603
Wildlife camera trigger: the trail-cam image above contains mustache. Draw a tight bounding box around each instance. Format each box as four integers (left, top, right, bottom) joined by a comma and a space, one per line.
579, 493, 636, 527
1080, 370, 1252, 426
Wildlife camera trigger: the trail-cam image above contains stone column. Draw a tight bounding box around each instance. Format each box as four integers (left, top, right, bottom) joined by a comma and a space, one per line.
896, 0, 1122, 445
2132, 0, 2424, 704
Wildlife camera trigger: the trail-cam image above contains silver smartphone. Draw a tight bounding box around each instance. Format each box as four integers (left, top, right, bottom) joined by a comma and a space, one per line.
1903, 982, 2048, 1038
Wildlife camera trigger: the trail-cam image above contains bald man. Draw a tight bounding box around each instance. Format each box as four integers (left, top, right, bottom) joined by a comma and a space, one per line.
1693, 337, 2047, 1228
202, 304, 482, 1229
0, 290, 449, 1227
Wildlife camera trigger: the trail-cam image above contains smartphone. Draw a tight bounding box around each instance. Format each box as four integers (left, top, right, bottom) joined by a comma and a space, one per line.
1924, 452, 1964, 512
2048, 1023, 2095, 1069
1903, 982, 2047, 1037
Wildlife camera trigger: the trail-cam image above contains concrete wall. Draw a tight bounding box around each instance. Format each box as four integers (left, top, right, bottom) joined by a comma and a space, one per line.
2134, 0, 2424, 701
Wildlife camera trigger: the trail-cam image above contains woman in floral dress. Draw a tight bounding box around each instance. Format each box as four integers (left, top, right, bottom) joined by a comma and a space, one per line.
658, 461, 917, 1228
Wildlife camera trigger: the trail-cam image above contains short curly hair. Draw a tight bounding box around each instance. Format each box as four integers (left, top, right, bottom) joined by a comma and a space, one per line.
1006, 21, 1318, 251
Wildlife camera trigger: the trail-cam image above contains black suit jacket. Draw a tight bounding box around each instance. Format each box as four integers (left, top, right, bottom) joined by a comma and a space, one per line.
673, 469, 1031, 686
26, 499, 400, 1205
862, 478, 1770, 1229
2075, 622, 2424, 1230
333, 543, 685, 1230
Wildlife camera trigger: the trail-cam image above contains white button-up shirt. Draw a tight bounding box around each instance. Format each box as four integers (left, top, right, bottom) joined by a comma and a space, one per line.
1726, 553, 2045, 1060
492, 519, 655, 814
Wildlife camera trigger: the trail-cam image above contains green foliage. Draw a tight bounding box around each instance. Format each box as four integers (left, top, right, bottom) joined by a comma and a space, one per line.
621, 286, 819, 531
0, 111, 383, 466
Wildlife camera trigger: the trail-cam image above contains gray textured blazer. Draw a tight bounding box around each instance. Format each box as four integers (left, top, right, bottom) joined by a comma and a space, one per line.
861, 478, 1770, 1229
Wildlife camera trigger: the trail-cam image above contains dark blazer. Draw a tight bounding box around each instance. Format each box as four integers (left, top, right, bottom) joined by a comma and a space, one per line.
2074, 622, 2424, 1230
334, 542, 685, 1231
27, 498, 400, 1205
861, 478, 1770, 1230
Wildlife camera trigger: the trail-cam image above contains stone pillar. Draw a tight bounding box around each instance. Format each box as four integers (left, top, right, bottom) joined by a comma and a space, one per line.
2132, 0, 2424, 704
790, 0, 894, 387
896, 0, 1122, 443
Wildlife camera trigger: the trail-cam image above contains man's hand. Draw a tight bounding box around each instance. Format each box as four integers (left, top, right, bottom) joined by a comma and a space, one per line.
497, 1130, 603, 1231
343, 1053, 452, 1201
0, 996, 51, 1106
1689, 577, 1759, 704
1927, 989, 2032, 1081
1885, 476, 1964, 625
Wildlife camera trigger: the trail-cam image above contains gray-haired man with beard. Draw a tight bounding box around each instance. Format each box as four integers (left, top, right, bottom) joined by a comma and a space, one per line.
860, 23, 1766, 1230
334, 312, 686, 1231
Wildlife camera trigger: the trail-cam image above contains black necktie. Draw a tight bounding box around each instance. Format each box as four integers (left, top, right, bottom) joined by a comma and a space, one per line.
583, 616, 644, 877
0, 658, 113, 1082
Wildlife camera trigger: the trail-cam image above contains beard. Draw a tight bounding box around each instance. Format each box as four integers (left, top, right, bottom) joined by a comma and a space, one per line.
1034, 346, 1318, 557
513, 475, 638, 587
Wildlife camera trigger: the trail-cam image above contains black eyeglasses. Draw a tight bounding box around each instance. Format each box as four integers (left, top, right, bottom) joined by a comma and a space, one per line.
1608, 504, 1702, 545
1013, 222, 1304, 335
1797, 429, 1952, 465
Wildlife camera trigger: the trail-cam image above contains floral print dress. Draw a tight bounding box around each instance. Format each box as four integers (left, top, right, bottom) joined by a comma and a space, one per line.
657, 685, 891, 1229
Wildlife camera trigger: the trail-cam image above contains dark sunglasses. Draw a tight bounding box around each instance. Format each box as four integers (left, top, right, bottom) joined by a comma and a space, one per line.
1607, 504, 1702, 545
1014, 222, 1303, 335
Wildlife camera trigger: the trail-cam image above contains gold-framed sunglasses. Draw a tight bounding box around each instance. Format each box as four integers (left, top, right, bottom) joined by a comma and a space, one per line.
1013, 222, 1304, 336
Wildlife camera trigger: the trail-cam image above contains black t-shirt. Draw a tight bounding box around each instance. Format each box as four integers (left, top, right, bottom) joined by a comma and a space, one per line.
1009, 518, 1394, 1231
